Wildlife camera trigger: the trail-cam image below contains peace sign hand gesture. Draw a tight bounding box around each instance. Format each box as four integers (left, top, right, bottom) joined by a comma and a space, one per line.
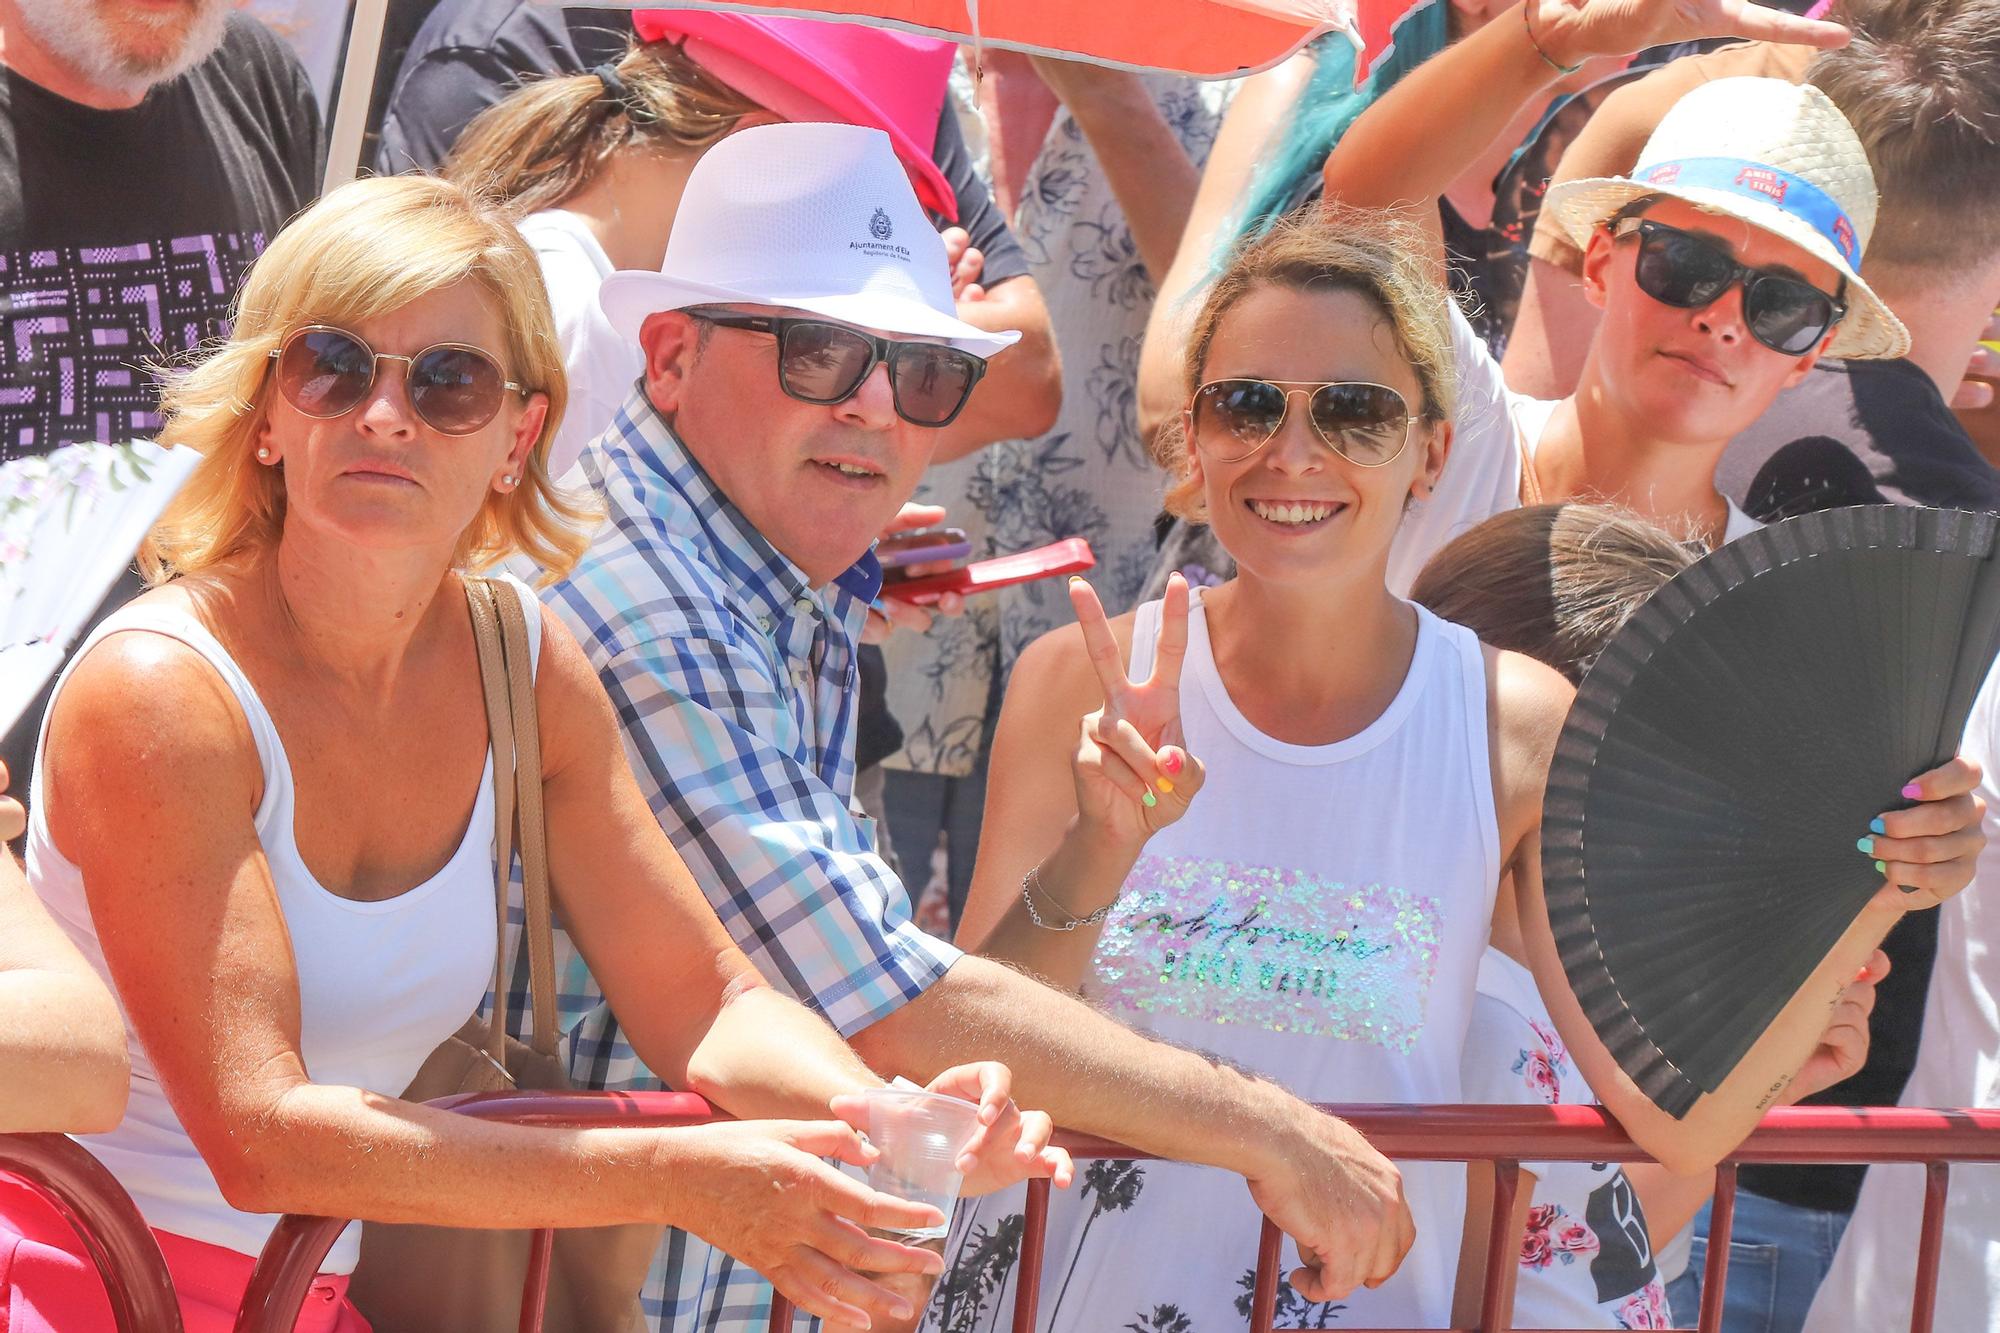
1069, 573, 1206, 852
1528, 0, 1847, 69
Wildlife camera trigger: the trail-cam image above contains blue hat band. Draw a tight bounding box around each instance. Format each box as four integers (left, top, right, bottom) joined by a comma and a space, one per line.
1637, 156, 1862, 268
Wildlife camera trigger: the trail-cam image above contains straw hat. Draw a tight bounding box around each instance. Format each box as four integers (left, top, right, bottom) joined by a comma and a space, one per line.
599, 122, 1018, 359
1544, 77, 1908, 361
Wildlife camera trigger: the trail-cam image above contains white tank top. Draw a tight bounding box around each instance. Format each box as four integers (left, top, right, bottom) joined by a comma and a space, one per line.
25, 578, 537, 1272
938, 591, 1499, 1333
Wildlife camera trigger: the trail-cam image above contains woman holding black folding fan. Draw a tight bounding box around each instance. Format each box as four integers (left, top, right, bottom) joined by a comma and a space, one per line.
938, 204, 1983, 1332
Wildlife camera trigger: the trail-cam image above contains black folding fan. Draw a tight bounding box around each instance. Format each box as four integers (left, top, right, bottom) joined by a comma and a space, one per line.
1541, 505, 2000, 1118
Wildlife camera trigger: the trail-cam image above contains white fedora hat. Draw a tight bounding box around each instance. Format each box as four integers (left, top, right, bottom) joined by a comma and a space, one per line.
599, 121, 1019, 360
1545, 77, 1908, 361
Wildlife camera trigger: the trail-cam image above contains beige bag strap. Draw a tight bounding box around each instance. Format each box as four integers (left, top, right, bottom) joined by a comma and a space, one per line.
464, 578, 516, 1070
488, 577, 561, 1061
1516, 422, 1546, 507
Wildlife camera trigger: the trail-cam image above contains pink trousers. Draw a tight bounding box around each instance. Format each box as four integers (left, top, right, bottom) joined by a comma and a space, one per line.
0, 1179, 370, 1333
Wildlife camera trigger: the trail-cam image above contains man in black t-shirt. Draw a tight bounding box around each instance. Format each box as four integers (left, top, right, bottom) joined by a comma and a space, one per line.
1720, 358, 2000, 519
0, 0, 322, 818
0, 0, 322, 459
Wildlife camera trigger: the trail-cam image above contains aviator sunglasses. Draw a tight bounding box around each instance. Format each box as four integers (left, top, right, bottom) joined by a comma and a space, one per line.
1187, 379, 1421, 466
687, 309, 988, 428
269, 326, 528, 435
1614, 218, 1847, 357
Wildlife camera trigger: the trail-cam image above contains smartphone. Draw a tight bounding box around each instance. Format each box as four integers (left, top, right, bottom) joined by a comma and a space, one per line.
885, 538, 1096, 605
878, 527, 972, 571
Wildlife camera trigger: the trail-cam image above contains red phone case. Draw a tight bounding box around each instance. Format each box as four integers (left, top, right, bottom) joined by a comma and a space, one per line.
886, 538, 1096, 605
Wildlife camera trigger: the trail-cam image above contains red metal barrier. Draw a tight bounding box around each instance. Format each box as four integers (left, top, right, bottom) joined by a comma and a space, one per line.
235, 1096, 2000, 1333
232, 1091, 722, 1333
0, 1132, 183, 1332
1017, 1104, 2000, 1333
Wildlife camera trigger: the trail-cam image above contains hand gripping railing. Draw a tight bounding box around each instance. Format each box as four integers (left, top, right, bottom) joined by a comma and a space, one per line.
0, 1131, 183, 1332
236, 1096, 2000, 1333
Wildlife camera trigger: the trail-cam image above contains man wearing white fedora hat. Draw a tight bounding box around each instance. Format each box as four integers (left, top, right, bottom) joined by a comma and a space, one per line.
1319, 0, 1890, 588
536, 121, 1414, 1333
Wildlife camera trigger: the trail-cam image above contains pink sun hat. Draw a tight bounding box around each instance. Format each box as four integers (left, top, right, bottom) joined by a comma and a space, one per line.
634, 9, 960, 222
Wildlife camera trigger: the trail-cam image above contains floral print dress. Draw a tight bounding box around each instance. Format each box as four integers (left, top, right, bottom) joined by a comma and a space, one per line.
1464, 949, 1674, 1330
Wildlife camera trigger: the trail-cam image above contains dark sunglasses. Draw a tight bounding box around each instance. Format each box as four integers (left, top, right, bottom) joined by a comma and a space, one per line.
1187, 379, 1420, 466
269, 326, 527, 435
688, 309, 988, 428
1614, 218, 1846, 357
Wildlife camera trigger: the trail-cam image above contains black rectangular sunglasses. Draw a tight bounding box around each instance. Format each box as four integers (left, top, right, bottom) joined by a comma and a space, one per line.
688, 309, 988, 428
1614, 218, 1846, 357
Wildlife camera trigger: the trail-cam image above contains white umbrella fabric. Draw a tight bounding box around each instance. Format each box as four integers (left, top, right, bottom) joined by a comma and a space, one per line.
0, 441, 203, 734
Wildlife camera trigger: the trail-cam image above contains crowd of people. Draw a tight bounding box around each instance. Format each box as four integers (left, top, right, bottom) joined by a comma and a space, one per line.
1, 0, 1998, 1331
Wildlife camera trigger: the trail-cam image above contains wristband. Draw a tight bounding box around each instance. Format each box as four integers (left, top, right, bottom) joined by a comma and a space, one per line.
1524, 1, 1583, 76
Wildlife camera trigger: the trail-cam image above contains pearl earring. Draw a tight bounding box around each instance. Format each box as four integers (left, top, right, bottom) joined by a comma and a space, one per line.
502, 474, 516, 487
256, 447, 271, 460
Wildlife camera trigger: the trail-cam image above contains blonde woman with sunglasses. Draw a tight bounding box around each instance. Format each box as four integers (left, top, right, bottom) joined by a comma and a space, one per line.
932, 208, 1983, 1333
3, 175, 1064, 1333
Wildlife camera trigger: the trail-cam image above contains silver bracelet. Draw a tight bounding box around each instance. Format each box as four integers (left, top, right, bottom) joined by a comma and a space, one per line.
1021, 864, 1112, 932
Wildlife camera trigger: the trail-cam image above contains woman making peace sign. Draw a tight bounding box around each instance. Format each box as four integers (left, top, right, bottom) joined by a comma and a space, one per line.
937, 206, 1984, 1332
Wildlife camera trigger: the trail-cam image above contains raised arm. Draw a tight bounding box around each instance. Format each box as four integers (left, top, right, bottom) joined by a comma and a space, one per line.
1137, 51, 1316, 446
1487, 648, 1981, 1174
0, 781, 128, 1133
930, 273, 1063, 462
926, 103, 1063, 462
1026, 58, 1202, 286
958, 574, 1203, 987
1321, 1, 1847, 266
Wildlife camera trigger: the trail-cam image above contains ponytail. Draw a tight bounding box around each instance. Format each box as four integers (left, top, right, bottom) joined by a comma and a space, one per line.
444, 40, 761, 215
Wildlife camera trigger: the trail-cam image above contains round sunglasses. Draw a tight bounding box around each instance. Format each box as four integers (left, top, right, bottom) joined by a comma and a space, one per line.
688, 309, 988, 428
1613, 218, 1846, 357
268, 326, 528, 436
1187, 379, 1420, 466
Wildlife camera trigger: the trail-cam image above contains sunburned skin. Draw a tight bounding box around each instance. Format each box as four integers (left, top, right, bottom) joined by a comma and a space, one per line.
639, 306, 950, 587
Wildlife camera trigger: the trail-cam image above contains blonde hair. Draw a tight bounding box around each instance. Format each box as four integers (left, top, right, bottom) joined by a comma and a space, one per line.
1409, 503, 1700, 683
143, 174, 596, 584
1160, 206, 1458, 522
443, 39, 761, 215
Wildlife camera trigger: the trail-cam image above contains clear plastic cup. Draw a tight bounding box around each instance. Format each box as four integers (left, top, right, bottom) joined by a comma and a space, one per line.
856, 1087, 982, 1245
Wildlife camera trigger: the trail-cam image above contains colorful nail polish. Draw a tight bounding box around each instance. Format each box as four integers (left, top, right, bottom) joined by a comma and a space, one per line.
1857, 836, 1874, 855
1142, 790, 1158, 809
1162, 749, 1184, 776
1156, 777, 1175, 794
1875, 859, 1887, 874
1903, 782, 1923, 799
1870, 817, 1886, 835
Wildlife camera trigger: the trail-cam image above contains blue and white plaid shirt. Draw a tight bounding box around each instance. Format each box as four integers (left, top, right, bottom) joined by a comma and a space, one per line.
530, 387, 961, 1332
